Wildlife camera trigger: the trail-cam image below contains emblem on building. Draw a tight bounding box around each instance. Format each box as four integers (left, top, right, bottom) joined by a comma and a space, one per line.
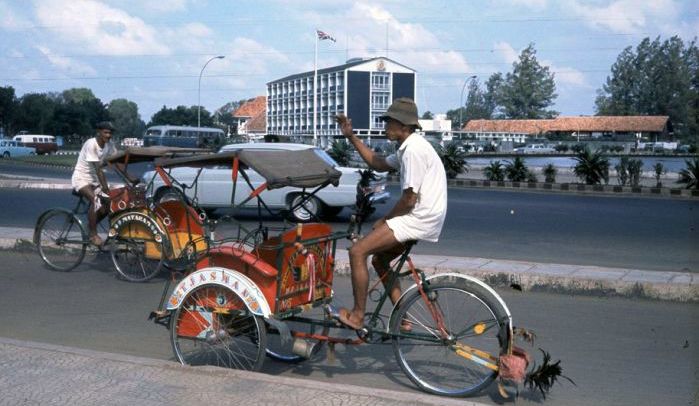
377, 60, 386, 71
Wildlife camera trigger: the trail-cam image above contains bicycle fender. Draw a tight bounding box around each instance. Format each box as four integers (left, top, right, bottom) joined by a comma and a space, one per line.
389, 273, 513, 330
34, 209, 85, 245
166, 267, 272, 318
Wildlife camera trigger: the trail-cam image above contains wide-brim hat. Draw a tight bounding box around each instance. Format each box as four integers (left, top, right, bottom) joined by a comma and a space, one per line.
96, 121, 116, 131
380, 97, 422, 130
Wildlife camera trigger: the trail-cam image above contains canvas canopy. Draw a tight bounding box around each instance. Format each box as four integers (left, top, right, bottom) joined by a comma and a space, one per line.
155, 149, 342, 190
107, 146, 209, 165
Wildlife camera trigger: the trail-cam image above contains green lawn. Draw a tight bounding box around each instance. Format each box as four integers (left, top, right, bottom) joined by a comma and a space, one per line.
14, 154, 77, 167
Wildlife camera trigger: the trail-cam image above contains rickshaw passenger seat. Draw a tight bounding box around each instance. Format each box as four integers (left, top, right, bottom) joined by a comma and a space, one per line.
209, 244, 278, 278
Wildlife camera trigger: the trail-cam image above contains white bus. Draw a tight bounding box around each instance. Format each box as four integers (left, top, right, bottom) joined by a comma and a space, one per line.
142, 125, 224, 149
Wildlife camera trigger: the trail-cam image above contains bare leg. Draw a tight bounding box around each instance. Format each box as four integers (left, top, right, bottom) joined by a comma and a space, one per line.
78, 185, 105, 245
338, 223, 402, 329
371, 244, 405, 305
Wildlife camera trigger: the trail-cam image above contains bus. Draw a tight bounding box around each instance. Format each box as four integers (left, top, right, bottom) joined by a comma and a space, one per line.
142, 125, 225, 149
12, 133, 58, 155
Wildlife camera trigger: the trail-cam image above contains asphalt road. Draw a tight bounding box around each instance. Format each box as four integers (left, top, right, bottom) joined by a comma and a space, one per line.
0, 251, 696, 406
0, 181, 697, 272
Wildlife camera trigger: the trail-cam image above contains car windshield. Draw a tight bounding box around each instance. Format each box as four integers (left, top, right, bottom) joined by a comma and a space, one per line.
313, 148, 338, 167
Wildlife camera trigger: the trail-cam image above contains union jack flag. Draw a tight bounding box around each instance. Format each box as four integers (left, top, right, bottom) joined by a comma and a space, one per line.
316, 29, 336, 42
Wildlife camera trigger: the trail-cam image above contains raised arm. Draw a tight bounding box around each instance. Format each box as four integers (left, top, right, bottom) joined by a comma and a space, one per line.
335, 114, 394, 172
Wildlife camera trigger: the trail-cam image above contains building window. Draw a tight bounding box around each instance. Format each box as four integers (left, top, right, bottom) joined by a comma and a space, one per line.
372, 72, 390, 90
372, 92, 390, 110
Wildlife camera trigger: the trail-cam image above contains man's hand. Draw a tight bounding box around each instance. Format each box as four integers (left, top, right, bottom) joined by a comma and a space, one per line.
335, 114, 353, 139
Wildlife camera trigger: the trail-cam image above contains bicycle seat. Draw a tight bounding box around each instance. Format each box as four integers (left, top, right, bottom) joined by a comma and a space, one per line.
71, 189, 81, 197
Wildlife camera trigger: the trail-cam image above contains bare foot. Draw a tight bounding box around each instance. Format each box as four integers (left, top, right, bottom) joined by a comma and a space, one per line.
336, 307, 364, 330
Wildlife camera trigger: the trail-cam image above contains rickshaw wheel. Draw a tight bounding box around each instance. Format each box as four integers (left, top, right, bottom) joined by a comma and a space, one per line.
109, 224, 165, 282
35, 209, 87, 272
171, 284, 268, 372
390, 279, 510, 397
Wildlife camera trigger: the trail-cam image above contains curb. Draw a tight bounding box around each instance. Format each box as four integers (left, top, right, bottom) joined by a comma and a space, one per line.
0, 337, 483, 406
7, 235, 693, 302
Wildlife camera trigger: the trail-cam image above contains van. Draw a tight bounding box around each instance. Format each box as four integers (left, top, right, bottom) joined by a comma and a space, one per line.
12, 134, 58, 155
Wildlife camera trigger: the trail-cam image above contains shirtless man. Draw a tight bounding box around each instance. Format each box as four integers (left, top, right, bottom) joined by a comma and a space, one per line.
334, 98, 448, 330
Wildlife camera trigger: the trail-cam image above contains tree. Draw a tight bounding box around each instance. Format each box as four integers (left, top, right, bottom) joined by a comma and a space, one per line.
543, 163, 557, 183
108, 99, 145, 140
504, 156, 530, 182
498, 44, 558, 119
14, 93, 58, 135
596, 36, 698, 143
148, 105, 213, 127
52, 88, 109, 142
483, 160, 505, 181
327, 139, 353, 166
421, 111, 434, 119
432, 142, 469, 179
573, 147, 610, 185
677, 157, 699, 190
0, 86, 18, 137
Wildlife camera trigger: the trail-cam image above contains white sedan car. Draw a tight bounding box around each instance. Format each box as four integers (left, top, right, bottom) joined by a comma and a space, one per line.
142, 142, 390, 222
0, 139, 36, 158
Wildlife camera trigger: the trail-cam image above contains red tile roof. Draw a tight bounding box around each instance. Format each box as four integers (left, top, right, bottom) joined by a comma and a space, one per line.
464, 116, 669, 133
232, 96, 267, 118
246, 111, 266, 133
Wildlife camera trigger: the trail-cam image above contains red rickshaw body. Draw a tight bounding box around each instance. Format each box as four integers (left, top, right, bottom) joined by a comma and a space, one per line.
197, 222, 335, 315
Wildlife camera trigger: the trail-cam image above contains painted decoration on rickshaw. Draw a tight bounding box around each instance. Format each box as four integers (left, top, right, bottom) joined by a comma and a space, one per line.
166, 267, 271, 317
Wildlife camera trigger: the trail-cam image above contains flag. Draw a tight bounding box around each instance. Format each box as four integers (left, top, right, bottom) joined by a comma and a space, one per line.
316, 29, 336, 42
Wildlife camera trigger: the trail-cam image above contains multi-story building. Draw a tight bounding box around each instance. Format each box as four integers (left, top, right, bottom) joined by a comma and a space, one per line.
266, 57, 416, 146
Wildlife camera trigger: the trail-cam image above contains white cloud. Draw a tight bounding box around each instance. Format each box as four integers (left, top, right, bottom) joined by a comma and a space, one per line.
567, 0, 680, 35
141, 0, 188, 12
328, 3, 471, 75
34, 0, 169, 56
494, 41, 519, 65
36, 45, 97, 76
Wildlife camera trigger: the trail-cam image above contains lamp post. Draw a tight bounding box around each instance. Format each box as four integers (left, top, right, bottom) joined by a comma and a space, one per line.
459, 75, 477, 133
198, 55, 225, 127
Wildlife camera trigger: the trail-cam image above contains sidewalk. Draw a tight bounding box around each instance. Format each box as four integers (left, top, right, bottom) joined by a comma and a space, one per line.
0, 337, 481, 406
1, 224, 696, 302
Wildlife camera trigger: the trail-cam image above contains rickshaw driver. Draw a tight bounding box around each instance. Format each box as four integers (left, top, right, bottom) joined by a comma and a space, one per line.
334, 98, 448, 330
70, 121, 119, 246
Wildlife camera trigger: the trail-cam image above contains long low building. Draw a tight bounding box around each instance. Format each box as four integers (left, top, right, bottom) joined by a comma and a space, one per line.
464, 116, 672, 141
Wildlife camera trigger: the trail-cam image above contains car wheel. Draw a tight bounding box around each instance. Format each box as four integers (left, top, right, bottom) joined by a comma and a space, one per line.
287, 194, 322, 223
3, 152, 10, 158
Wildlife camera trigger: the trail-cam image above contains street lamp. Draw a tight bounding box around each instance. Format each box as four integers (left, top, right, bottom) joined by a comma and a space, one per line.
198, 55, 225, 127
459, 75, 477, 133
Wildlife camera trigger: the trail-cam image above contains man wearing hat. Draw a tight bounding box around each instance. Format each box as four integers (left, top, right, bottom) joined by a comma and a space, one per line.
71, 121, 117, 246
334, 98, 447, 330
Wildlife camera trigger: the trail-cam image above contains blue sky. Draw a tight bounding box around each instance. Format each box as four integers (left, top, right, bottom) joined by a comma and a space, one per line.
1, 0, 697, 123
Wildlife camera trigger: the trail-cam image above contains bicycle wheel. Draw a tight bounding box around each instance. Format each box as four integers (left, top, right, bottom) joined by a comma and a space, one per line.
390, 276, 510, 397
265, 313, 329, 363
110, 222, 164, 282
171, 284, 268, 371
35, 210, 87, 272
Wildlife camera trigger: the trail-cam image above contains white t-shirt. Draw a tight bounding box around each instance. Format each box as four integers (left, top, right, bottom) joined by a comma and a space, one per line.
71, 138, 115, 191
384, 133, 447, 242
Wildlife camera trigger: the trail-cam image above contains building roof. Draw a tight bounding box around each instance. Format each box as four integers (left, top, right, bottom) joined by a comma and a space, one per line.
464, 116, 670, 134
267, 57, 413, 85
232, 96, 267, 118
246, 110, 266, 133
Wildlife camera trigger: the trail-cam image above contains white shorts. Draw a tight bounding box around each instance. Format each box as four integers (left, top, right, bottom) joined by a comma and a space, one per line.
385, 214, 440, 243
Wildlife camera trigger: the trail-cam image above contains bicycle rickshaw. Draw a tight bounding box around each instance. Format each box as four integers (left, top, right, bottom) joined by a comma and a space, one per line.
34, 146, 210, 282
142, 147, 560, 398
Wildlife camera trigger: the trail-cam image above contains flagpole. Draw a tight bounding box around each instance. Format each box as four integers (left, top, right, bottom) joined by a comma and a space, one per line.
313, 30, 318, 147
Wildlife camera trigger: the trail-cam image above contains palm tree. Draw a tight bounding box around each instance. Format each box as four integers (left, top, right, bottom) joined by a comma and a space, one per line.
483, 160, 505, 181
433, 142, 469, 179
327, 139, 353, 166
505, 156, 529, 182
573, 147, 610, 185
543, 163, 557, 183
653, 162, 666, 188
677, 157, 699, 190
